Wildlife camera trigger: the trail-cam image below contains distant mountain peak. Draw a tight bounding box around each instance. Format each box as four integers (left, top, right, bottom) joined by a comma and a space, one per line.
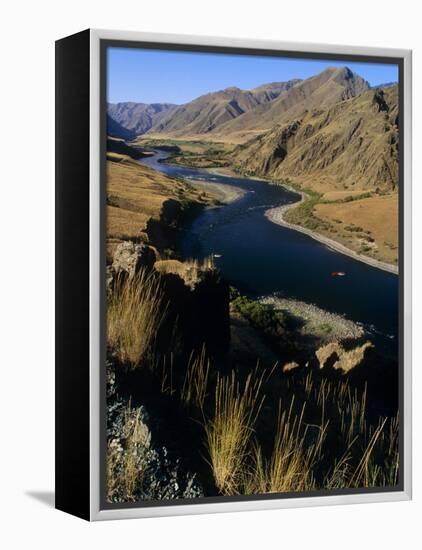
371, 81, 398, 90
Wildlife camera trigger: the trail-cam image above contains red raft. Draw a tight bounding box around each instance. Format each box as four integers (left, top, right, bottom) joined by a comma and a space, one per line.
331, 271, 346, 277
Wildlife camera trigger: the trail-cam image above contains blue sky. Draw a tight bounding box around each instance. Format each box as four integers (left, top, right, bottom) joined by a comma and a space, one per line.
107, 47, 399, 105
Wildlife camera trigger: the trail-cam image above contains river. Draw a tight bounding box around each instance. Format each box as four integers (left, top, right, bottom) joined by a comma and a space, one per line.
140, 151, 399, 354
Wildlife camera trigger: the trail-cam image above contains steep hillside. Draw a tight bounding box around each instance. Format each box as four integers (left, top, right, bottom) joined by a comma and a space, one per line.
106, 152, 218, 260
212, 67, 370, 142
232, 85, 398, 191
108, 102, 177, 135
107, 114, 136, 140
147, 80, 300, 137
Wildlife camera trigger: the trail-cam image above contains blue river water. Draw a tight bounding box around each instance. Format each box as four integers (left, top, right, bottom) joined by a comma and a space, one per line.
140, 151, 399, 352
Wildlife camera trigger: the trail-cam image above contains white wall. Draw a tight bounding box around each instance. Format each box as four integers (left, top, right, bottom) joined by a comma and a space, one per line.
0, 0, 419, 547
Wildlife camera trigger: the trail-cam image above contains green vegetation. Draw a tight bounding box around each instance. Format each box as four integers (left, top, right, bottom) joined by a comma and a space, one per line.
321, 191, 374, 204
283, 187, 333, 232
318, 323, 333, 335
137, 138, 228, 151
166, 148, 229, 169
344, 225, 364, 232
136, 138, 232, 169
232, 292, 286, 339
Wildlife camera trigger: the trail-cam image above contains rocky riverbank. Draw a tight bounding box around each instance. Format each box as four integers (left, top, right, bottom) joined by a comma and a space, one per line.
260, 295, 365, 343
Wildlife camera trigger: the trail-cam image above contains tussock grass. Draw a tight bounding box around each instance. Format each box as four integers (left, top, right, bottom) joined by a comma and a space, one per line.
107, 270, 166, 367
244, 398, 325, 494
281, 373, 399, 491
205, 369, 265, 495
204, 370, 398, 496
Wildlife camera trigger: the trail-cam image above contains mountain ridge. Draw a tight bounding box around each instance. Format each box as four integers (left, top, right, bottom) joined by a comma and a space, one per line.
209, 67, 370, 142
107, 67, 371, 143
147, 79, 301, 137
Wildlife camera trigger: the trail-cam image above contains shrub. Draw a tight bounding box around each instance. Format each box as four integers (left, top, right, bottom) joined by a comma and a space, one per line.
233, 295, 286, 338
344, 225, 364, 232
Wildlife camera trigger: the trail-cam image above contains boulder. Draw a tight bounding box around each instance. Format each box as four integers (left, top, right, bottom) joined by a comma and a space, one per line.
112, 241, 156, 278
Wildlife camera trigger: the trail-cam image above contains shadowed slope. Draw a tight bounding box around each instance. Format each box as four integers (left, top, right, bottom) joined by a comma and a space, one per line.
108, 102, 177, 135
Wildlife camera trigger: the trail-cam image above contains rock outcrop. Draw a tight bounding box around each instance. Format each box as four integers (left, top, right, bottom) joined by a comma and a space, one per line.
106, 364, 203, 503
107, 241, 157, 295
316, 341, 374, 373
154, 259, 230, 356
112, 241, 157, 278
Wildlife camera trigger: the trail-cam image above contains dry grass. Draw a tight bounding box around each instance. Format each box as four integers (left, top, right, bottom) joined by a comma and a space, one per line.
205, 369, 266, 495
315, 193, 398, 264
106, 157, 167, 257
107, 269, 166, 367
244, 398, 326, 494
205, 370, 399, 496
181, 346, 211, 410
106, 155, 219, 260
108, 359, 398, 499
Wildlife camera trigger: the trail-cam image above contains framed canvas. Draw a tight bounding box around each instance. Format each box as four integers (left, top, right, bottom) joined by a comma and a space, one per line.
55, 29, 412, 521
